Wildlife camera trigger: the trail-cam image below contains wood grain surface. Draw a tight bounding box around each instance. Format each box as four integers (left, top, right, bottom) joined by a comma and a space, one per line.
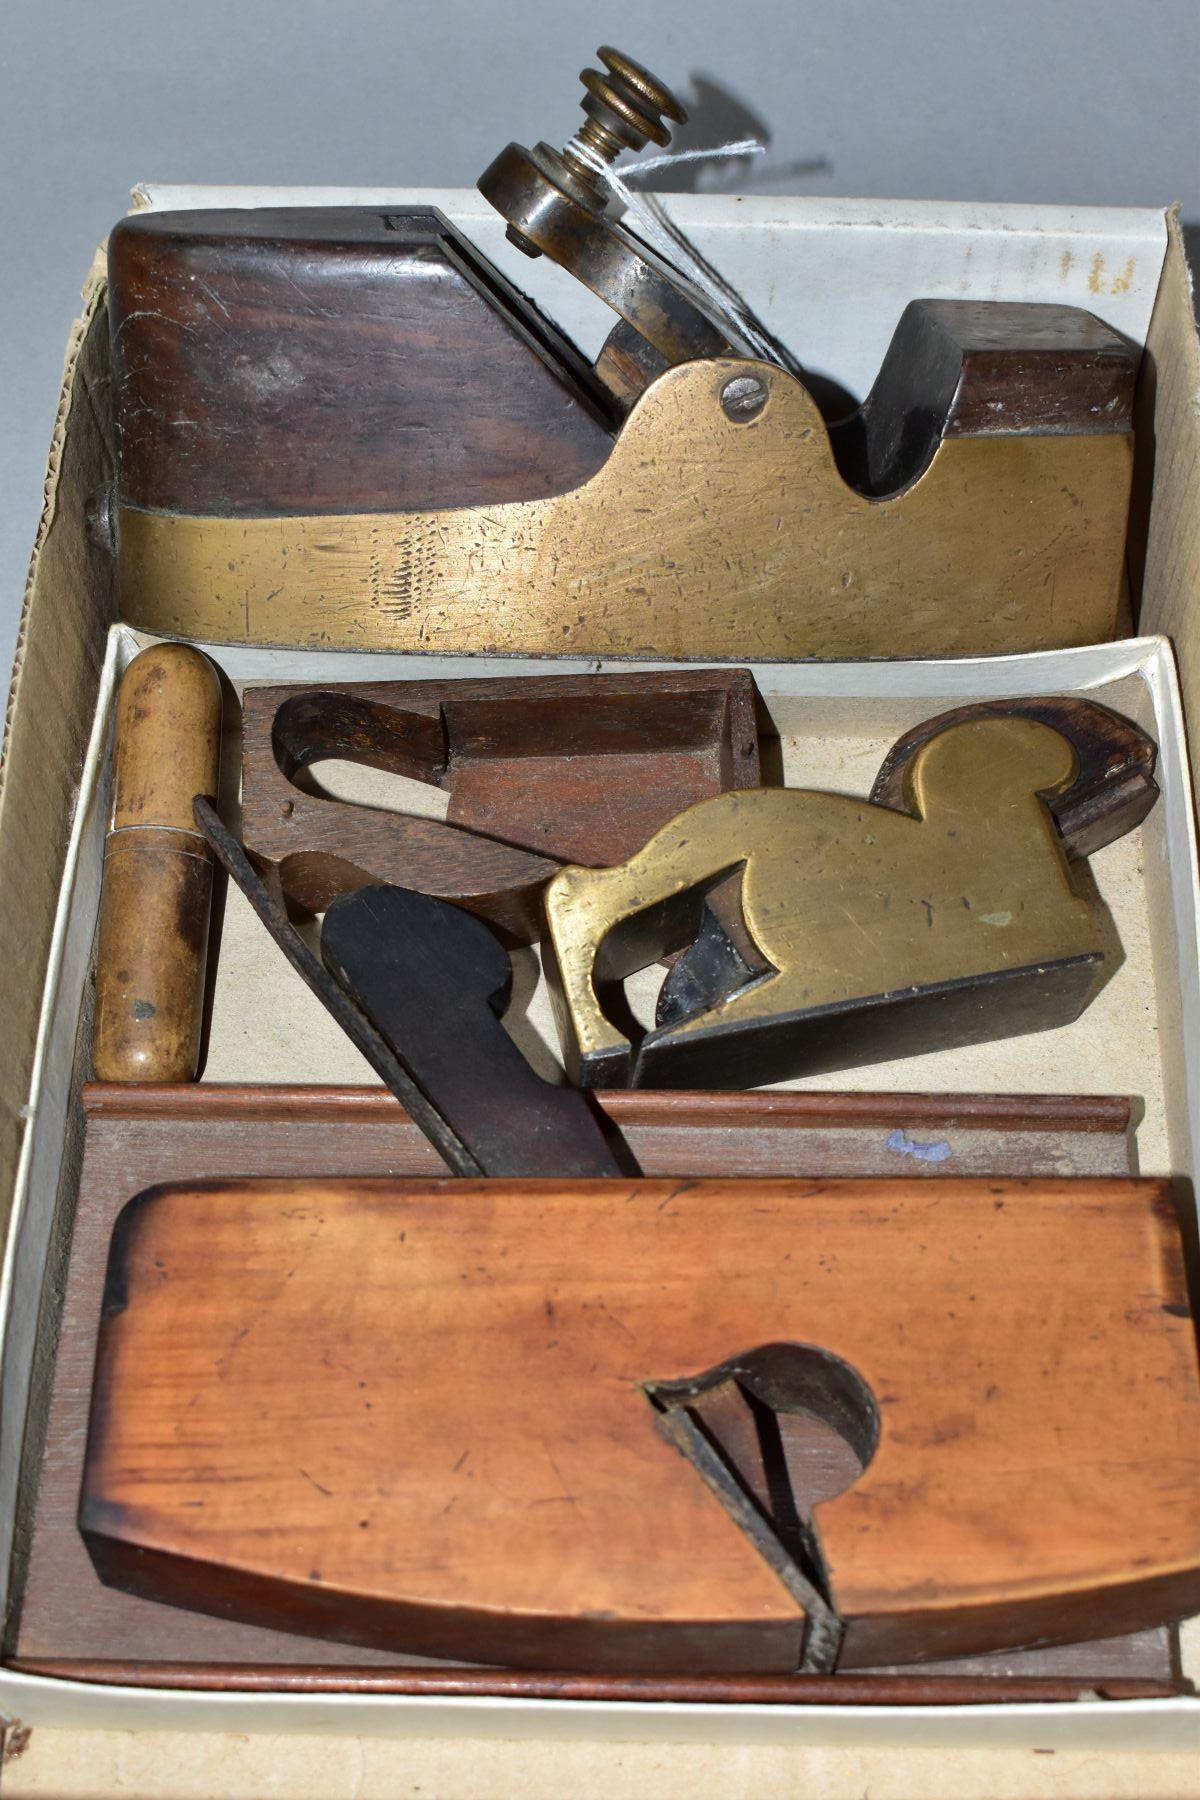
108, 207, 614, 515
13, 1082, 1154, 1700
91, 646, 221, 1082
870, 696, 1159, 861
240, 669, 760, 936
10, 1657, 1177, 1704
78, 1173, 1200, 1672
833, 299, 1136, 497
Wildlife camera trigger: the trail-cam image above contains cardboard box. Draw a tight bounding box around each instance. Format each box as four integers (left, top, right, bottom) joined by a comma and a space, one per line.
0, 190, 1198, 1758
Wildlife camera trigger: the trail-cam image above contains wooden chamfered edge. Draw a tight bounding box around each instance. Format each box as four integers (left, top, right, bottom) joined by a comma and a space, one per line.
82, 1083, 1132, 1134
6, 1661, 1181, 1705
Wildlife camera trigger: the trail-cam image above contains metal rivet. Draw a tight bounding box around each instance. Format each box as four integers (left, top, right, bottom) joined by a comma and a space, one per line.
720, 374, 769, 423
84, 482, 117, 554
505, 224, 543, 260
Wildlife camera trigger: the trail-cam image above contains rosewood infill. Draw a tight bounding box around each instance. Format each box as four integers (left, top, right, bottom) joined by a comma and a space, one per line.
104, 53, 1137, 656
91, 645, 221, 1083
16, 1081, 1154, 1699
80, 1173, 1200, 1673
240, 669, 761, 940
545, 698, 1159, 1088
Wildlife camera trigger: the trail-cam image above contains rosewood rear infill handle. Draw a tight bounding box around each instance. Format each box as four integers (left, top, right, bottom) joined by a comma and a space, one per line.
193, 799, 622, 1179
870, 695, 1159, 858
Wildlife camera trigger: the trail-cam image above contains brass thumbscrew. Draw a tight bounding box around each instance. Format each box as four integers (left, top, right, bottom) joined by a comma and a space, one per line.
477, 45, 728, 385
561, 47, 688, 197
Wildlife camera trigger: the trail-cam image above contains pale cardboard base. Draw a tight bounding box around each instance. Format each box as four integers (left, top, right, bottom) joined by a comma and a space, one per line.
5, 1727, 1200, 1800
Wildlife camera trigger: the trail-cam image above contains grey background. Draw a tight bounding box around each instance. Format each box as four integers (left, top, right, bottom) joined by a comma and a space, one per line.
1, 0, 1197, 681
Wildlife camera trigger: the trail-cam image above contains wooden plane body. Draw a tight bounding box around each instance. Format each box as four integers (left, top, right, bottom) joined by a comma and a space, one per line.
81, 1175, 1200, 1673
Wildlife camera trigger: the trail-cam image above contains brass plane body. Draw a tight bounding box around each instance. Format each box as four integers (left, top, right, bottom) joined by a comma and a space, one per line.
544, 717, 1104, 1087
117, 358, 1130, 658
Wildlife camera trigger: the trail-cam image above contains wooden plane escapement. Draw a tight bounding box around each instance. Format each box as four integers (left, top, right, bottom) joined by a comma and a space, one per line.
238, 669, 761, 940
80, 1175, 1200, 1673
542, 698, 1159, 1089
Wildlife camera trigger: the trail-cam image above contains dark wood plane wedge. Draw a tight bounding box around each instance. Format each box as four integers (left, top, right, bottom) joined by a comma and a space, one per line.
195, 801, 622, 1178
321, 884, 622, 1177
239, 669, 761, 939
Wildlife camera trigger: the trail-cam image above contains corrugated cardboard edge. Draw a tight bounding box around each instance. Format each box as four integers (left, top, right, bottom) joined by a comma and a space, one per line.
1138, 207, 1200, 782
0, 249, 113, 1230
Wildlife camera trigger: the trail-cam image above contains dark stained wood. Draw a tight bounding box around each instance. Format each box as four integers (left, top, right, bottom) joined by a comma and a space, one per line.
239, 669, 761, 939
78, 1175, 1200, 1671
321, 885, 621, 1177
198, 804, 618, 1175
108, 208, 615, 516
870, 697, 1159, 860
109, 208, 1138, 519
14, 1082, 1139, 1681
830, 299, 1138, 497
193, 800, 483, 1177
9, 1660, 1180, 1705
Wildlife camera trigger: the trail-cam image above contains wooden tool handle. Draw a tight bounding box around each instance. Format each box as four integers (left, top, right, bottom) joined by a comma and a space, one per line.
92, 646, 221, 1081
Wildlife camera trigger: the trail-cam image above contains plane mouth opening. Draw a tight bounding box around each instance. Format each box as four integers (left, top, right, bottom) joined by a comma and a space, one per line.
645, 1341, 879, 1672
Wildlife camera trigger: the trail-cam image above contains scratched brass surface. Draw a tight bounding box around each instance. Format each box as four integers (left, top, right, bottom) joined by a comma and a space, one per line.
543, 717, 1102, 1077
116, 359, 1130, 657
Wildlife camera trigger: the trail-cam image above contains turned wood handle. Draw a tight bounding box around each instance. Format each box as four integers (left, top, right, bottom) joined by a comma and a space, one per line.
92, 645, 221, 1081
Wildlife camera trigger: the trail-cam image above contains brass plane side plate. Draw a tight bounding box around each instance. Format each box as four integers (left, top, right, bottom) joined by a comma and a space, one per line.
542, 715, 1108, 1087
118, 359, 1131, 658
